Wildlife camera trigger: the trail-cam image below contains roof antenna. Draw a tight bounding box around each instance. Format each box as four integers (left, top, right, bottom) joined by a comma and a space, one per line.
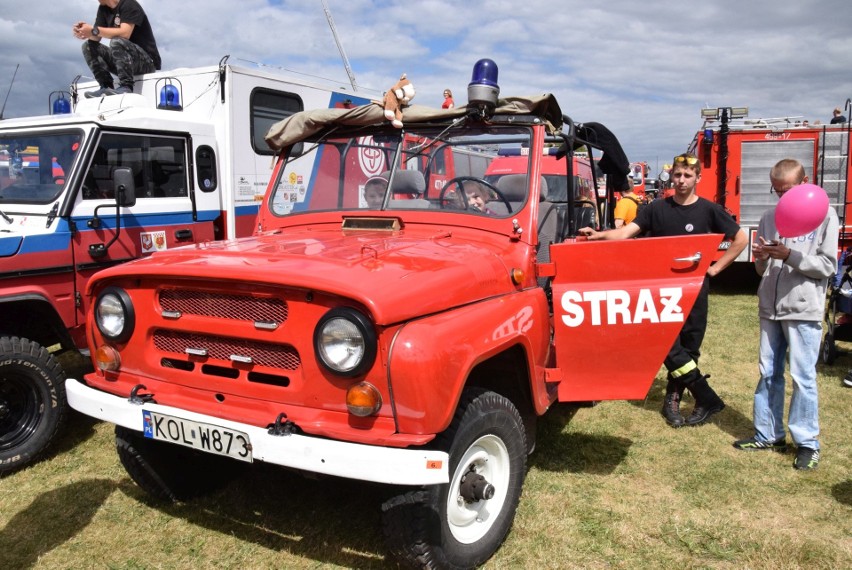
321, 0, 358, 92
0, 64, 20, 120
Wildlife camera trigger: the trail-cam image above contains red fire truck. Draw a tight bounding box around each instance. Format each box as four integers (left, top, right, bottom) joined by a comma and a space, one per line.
687, 106, 851, 260
66, 63, 723, 568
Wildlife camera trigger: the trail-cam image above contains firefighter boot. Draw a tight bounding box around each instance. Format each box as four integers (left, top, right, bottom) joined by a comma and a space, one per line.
660, 378, 686, 428
683, 372, 725, 426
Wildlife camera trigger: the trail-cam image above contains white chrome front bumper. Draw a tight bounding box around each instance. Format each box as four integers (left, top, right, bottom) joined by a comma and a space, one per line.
66, 379, 448, 485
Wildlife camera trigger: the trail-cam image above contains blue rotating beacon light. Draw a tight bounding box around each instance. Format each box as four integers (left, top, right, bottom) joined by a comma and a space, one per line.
467, 59, 499, 116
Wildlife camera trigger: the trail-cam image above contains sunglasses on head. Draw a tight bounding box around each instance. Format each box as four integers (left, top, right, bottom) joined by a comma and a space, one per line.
673, 155, 699, 165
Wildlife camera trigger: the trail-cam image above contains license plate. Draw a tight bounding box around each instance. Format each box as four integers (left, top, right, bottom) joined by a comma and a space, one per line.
143, 411, 253, 462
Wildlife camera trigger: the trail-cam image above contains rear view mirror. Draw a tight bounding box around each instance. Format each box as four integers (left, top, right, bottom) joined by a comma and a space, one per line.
113, 166, 136, 207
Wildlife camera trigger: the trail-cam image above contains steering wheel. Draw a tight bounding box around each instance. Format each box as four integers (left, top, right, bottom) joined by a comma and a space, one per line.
437, 176, 512, 213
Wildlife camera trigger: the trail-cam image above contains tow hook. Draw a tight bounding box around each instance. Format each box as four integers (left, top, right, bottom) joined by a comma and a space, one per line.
129, 384, 156, 405
268, 412, 300, 436
459, 467, 495, 503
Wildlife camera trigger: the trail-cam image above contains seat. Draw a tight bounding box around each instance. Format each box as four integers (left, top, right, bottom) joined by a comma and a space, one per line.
489, 174, 529, 215
388, 169, 426, 196
385, 169, 430, 208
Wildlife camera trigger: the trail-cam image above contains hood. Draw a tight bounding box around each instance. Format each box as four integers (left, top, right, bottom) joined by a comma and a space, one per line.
93, 224, 517, 325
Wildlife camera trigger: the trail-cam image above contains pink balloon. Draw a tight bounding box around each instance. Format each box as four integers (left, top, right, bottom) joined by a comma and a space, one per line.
775, 183, 830, 238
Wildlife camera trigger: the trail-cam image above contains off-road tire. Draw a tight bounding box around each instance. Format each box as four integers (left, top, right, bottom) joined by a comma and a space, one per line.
381, 388, 527, 569
115, 425, 246, 501
0, 336, 68, 473
821, 331, 837, 365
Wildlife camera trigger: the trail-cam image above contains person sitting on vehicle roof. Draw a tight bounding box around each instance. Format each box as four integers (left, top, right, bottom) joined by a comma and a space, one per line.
73, 0, 162, 98
831, 107, 847, 124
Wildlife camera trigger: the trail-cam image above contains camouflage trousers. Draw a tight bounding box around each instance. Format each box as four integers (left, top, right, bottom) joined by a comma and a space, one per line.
82, 38, 155, 89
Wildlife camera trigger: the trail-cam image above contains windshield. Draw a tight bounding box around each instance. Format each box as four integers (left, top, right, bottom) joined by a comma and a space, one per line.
268, 125, 533, 218
0, 131, 83, 204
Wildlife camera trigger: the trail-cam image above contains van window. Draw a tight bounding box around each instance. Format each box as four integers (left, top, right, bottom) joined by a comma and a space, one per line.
251, 89, 303, 155
0, 131, 83, 204
82, 133, 188, 200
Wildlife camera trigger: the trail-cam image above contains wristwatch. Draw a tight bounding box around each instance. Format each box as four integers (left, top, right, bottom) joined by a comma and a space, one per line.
92, 25, 100, 37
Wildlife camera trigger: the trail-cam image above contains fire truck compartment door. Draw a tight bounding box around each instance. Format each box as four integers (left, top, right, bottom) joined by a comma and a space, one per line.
550, 233, 722, 402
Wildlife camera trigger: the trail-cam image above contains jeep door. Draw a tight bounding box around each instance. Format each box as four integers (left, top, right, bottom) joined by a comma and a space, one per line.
549, 233, 722, 401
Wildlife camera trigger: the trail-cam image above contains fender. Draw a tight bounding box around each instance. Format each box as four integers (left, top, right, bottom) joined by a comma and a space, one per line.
387, 288, 551, 435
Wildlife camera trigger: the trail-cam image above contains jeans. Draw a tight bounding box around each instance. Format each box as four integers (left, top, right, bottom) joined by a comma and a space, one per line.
755, 318, 821, 449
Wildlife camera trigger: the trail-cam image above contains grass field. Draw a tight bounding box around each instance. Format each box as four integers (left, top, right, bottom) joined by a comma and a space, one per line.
2, 267, 851, 569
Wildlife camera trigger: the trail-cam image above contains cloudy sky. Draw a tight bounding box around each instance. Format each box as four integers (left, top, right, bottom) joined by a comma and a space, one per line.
1, 0, 851, 173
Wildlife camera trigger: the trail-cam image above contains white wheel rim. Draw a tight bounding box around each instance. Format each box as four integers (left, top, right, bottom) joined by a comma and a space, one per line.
446, 434, 511, 544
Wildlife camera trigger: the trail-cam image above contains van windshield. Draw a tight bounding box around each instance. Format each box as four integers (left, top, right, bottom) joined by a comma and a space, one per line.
0, 131, 83, 204
268, 125, 533, 218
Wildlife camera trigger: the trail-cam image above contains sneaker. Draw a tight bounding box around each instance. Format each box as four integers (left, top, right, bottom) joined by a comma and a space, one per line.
108, 86, 133, 95
793, 447, 820, 470
843, 372, 852, 387
84, 86, 114, 98
733, 436, 787, 452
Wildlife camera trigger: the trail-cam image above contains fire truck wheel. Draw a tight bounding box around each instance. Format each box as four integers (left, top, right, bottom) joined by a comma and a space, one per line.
0, 336, 68, 474
381, 388, 527, 569
115, 425, 246, 502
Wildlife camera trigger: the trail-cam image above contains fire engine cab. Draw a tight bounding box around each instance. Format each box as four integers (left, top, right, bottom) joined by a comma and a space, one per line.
0, 56, 367, 473
66, 61, 722, 568
688, 106, 851, 260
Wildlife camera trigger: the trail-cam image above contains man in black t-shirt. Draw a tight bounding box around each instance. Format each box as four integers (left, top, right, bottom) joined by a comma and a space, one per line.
73, 0, 161, 98
580, 154, 747, 428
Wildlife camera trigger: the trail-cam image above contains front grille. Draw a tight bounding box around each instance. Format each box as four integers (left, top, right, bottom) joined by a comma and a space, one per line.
159, 289, 288, 324
153, 329, 301, 370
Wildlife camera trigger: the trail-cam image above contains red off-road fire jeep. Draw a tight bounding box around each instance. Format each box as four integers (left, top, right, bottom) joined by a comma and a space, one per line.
67, 69, 720, 568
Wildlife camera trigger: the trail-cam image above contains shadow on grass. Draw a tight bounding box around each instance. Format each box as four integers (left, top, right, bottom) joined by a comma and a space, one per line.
0, 479, 116, 568
118, 466, 397, 569
107, 406, 625, 567
628, 376, 756, 440
49, 412, 101, 458
831, 479, 852, 506
529, 405, 632, 475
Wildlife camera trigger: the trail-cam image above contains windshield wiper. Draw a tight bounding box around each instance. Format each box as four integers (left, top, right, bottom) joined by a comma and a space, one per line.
0, 209, 12, 224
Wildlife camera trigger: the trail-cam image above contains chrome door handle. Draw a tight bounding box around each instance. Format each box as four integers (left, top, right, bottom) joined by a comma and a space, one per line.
674, 252, 702, 263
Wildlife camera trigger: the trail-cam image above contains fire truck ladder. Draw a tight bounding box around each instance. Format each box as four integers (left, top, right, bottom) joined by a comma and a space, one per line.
819, 112, 851, 241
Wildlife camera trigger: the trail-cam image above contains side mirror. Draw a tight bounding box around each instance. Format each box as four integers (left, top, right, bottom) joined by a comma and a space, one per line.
113, 166, 136, 207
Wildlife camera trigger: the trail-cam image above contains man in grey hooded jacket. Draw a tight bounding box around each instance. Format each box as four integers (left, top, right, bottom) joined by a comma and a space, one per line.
734, 159, 837, 470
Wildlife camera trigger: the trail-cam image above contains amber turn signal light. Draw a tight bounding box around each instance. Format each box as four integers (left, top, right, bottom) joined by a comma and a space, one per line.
95, 345, 121, 372
346, 382, 382, 417
510, 268, 524, 285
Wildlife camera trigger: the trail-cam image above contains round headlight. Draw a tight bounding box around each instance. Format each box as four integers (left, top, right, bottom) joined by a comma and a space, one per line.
95, 287, 135, 343
314, 308, 377, 377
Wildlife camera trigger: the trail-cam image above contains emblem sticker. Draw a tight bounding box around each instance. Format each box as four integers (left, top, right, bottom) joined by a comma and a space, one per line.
141, 231, 167, 253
